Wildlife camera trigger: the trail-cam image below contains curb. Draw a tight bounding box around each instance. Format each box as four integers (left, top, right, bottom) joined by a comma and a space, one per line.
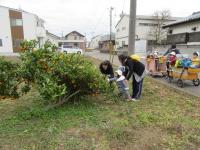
149, 77, 200, 98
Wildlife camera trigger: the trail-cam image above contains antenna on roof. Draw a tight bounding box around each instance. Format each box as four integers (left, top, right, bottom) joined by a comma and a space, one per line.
18, 5, 22, 11
120, 11, 124, 18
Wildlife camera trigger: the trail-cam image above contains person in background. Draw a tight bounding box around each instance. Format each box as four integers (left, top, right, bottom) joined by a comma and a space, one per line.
191, 52, 200, 68
99, 60, 114, 81
165, 44, 180, 77
164, 44, 180, 56
169, 52, 177, 66
118, 54, 146, 101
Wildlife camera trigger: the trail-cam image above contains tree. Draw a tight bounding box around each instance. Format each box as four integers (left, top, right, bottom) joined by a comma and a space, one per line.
149, 10, 171, 46
0, 40, 110, 109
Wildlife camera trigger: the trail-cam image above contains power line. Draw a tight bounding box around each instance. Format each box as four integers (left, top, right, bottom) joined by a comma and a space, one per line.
92, 8, 108, 34
92, 0, 112, 35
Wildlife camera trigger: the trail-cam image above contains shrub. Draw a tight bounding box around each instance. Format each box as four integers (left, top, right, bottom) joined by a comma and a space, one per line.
20, 40, 38, 52
19, 41, 109, 108
0, 57, 19, 98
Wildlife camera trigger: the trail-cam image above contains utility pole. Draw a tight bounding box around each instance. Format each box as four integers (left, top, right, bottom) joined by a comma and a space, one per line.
110, 7, 114, 42
84, 32, 87, 50
128, 0, 137, 55
109, 7, 114, 61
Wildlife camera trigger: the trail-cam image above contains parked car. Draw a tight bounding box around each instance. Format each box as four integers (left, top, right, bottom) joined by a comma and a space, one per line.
59, 45, 83, 54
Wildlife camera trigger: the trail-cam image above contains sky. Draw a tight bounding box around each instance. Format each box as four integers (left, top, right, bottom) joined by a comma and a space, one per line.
0, 0, 200, 39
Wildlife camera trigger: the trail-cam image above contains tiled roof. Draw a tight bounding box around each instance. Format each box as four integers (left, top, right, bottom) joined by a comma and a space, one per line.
163, 11, 200, 28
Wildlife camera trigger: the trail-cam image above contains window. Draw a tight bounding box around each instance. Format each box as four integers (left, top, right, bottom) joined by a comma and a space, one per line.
0, 39, 2, 47
74, 43, 78, 47
168, 29, 173, 34
139, 23, 157, 27
122, 27, 126, 30
122, 41, 126, 46
11, 19, 23, 26
13, 39, 23, 47
63, 45, 73, 48
192, 27, 197, 32
74, 36, 77, 40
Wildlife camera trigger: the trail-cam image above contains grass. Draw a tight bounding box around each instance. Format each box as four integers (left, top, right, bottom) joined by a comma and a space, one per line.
0, 57, 200, 150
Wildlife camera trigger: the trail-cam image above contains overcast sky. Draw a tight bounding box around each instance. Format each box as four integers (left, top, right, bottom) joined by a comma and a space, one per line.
1, 0, 200, 39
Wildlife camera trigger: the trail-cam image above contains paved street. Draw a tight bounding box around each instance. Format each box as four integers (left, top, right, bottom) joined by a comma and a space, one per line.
85, 50, 121, 66
85, 50, 200, 98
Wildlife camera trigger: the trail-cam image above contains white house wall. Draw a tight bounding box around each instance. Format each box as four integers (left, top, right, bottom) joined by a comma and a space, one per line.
170, 21, 200, 34
46, 35, 59, 46
136, 19, 155, 40
23, 13, 46, 47
22, 12, 37, 40
116, 16, 129, 40
67, 33, 84, 40
0, 7, 13, 53
116, 37, 129, 48
115, 15, 179, 49
135, 40, 148, 55
90, 35, 101, 49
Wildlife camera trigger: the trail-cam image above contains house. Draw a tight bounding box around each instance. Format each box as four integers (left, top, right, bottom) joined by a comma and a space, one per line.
98, 34, 115, 52
0, 5, 46, 54
163, 11, 200, 47
89, 35, 102, 49
59, 31, 86, 50
46, 31, 60, 46
115, 14, 181, 51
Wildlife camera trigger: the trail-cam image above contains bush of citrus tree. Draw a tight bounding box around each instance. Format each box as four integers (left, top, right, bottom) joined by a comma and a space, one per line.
19, 41, 109, 108
0, 57, 19, 98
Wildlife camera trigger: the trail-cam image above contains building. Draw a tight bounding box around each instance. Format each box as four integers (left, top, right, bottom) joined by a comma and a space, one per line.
115, 14, 180, 51
99, 34, 115, 52
163, 11, 200, 46
59, 31, 86, 50
0, 5, 46, 54
89, 35, 102, 49
46, 31, 60, 46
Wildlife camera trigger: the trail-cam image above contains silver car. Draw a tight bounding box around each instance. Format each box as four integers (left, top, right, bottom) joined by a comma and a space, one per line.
60, 45, 83, 54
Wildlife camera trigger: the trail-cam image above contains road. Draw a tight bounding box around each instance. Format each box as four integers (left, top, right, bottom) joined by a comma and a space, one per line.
85, 50, 121, 66
85, 50, 200, 98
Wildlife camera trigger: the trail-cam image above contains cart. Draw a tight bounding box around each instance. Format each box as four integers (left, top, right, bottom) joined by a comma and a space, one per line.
146, 56, 167, 77
168, 67, 200, 88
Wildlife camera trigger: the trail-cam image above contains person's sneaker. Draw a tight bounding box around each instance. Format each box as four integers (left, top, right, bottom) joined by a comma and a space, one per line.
131, 98, 140, 102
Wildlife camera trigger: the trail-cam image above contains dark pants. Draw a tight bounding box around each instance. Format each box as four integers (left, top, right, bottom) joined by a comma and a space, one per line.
166, 60, 170, 77
132, 76, 144, 99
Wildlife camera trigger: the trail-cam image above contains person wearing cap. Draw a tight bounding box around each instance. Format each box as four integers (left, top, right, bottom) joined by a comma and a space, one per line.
114, 69, 132, 101
164, 44, 181, 56
118, 54, 146, 101
165, 45, 180, 77
169, 52, 177, 66
191, 52, 200, 68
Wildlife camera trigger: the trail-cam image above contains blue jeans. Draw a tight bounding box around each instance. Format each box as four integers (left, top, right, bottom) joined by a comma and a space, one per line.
132, 76, 144, 99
